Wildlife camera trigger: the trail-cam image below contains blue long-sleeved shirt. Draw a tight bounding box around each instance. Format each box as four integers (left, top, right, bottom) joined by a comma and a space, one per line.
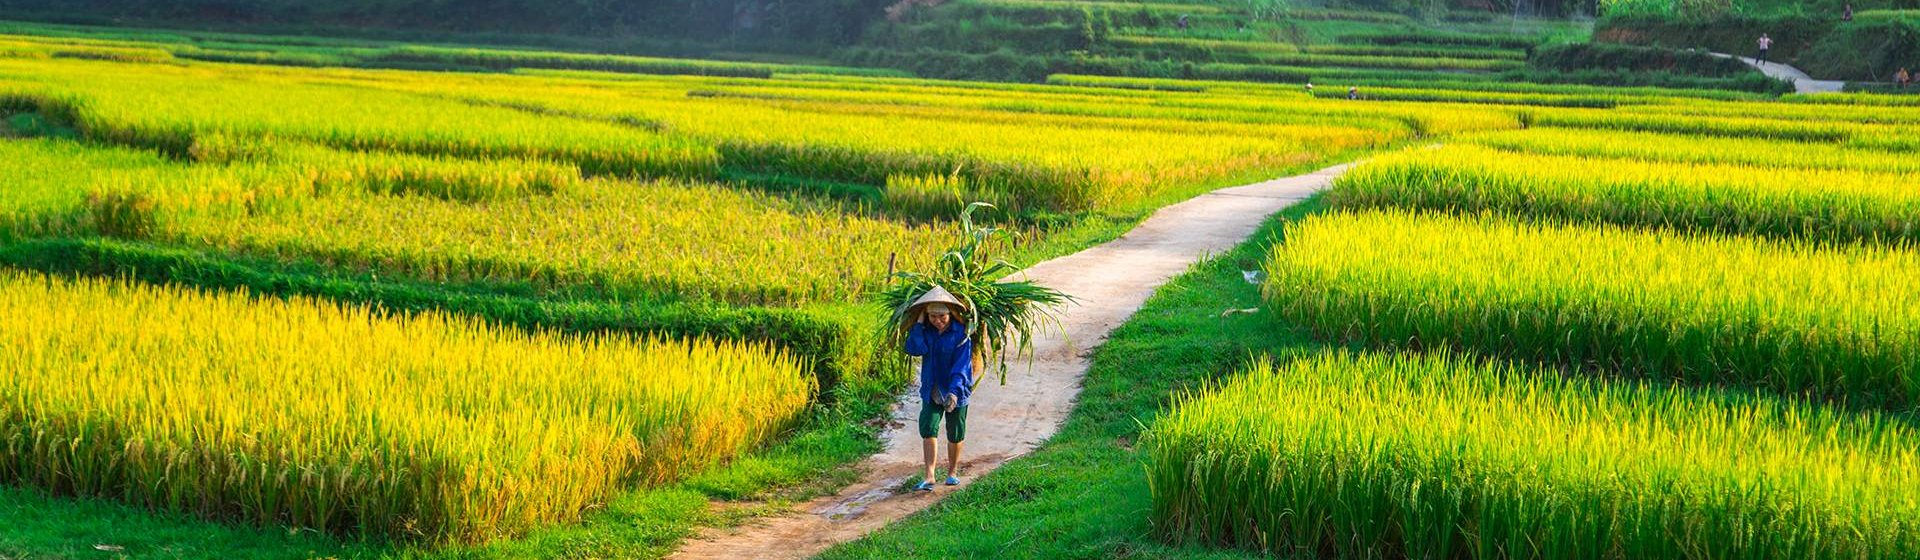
903, 322, 973, 407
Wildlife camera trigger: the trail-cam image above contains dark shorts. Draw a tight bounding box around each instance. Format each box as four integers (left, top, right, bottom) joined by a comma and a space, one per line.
918, 402, 968, 442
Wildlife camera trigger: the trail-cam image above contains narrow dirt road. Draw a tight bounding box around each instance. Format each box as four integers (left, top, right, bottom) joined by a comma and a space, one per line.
1711, 52, 1844, 94
670, 164, 1348, 560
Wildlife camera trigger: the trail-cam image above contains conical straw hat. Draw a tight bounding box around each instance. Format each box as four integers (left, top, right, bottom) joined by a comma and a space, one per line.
908, 284, 969, 317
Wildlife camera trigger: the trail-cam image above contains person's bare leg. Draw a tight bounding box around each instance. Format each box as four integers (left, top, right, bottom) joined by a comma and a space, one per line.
922, 437, 938, 483
946, 440, 963, 479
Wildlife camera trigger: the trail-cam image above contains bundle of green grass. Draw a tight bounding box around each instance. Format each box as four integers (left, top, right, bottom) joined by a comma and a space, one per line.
877, 203, 1071, 384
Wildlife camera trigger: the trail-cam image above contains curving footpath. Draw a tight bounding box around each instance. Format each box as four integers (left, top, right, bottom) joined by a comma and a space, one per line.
669, 164, 1349, 559
1711, 52, 1845, 94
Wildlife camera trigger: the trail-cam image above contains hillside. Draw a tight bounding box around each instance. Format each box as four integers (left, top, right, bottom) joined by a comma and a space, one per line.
1596, 0, 1920, 83
0, 0, 1806, 93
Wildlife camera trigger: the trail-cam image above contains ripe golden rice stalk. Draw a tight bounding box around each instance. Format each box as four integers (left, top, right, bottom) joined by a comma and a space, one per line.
1147, 351, 1920, 559
1264, 209, 1920, 409
877, 203, 1072, 385
0, 271, 813, 543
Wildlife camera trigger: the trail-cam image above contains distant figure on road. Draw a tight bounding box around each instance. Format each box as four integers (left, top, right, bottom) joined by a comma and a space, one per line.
1898, 67, 1912, 89
1176, 14, 1189, 32
1347, 85, 1359, 100
1843, 3, 1854, 21
902, 288, 972, 492
1756, 33, 1773, 64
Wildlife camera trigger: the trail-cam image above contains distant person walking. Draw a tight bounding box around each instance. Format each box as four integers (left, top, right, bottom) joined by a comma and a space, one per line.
1304, 81, 1314, 94
1843, 3, 1855, 21
902, 287, 972, 492
1176, 14, 1190, 32
1347, 85, 1359, 100
1898, 67, 1912, 89
1756, 33, 1774, 64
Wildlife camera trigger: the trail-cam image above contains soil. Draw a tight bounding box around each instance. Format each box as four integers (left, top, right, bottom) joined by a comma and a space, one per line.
669, 164, 1349, 559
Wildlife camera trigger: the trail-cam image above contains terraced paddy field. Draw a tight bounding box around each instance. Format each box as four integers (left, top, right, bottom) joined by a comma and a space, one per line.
1134, 82, 1920, 560
2, 18, 1920, 560
0, 28, 1426, 557
1, 271, 813, 543
814, 39, 1920, 560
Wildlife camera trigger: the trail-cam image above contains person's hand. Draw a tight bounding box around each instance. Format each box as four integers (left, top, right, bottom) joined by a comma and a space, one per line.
943, 393, 957, 413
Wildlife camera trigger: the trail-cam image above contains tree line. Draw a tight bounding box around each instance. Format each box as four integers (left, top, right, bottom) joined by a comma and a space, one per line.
0, 0, 895, 46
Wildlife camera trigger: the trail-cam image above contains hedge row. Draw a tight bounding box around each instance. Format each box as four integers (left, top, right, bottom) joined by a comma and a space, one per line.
1530, 42, 1757, 77
1594, 14, 1833, 66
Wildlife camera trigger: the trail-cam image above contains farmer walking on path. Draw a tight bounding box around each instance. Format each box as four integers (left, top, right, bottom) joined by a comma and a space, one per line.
902, 286, 973, 492
1756, 33, 1773, 64
1897, 67, 1911, 89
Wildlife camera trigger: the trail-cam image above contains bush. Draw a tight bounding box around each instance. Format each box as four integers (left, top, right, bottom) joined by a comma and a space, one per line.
1441, 8, 1501, 23
1843, 81, 1920, 93
1599, 12, 1920, 80
1498, 68, 1794, 94
1304, 43, 1527, 60
0, 0, 899, 48
834, 46, 1053, 82
1796, 18, 1920, 80
48, 46, 174, 63
1595, 13, 1835, 61
862, 1, 1090, 55
1531, 42, 1754, 76
1284, 7, 1415, 24
1342, 29, 1539, 49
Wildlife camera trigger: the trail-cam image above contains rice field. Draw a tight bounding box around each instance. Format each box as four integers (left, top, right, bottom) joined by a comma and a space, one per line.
1264, 210, 1920, 408
1464, 126, 1920, 174
0, 60, 726, 178
1314, 85, 1630, 107
1526, 107, 1878, 143
1147, 352, 1920, 559
0, 52, 1403, 215
1329, 143, 1920, 243
166, 176, 957, 305
1, 25, 1447, 549
0, 137, 175, 236
1172, 53, 1920, 560
0, 270, 812, 543
4, 15, 1919, 559
0, 51, 1415, 305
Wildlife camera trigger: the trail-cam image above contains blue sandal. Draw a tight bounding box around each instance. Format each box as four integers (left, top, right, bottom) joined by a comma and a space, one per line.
913, 480, 935, 492
944, 475, 961, 486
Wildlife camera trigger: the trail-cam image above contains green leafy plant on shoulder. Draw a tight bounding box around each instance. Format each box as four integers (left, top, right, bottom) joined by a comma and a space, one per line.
876, 202, 1072, 385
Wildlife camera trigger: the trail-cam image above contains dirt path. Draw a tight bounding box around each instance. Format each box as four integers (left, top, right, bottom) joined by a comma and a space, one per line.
670, 164, 1347, 560
1711, 52, 1844, 94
